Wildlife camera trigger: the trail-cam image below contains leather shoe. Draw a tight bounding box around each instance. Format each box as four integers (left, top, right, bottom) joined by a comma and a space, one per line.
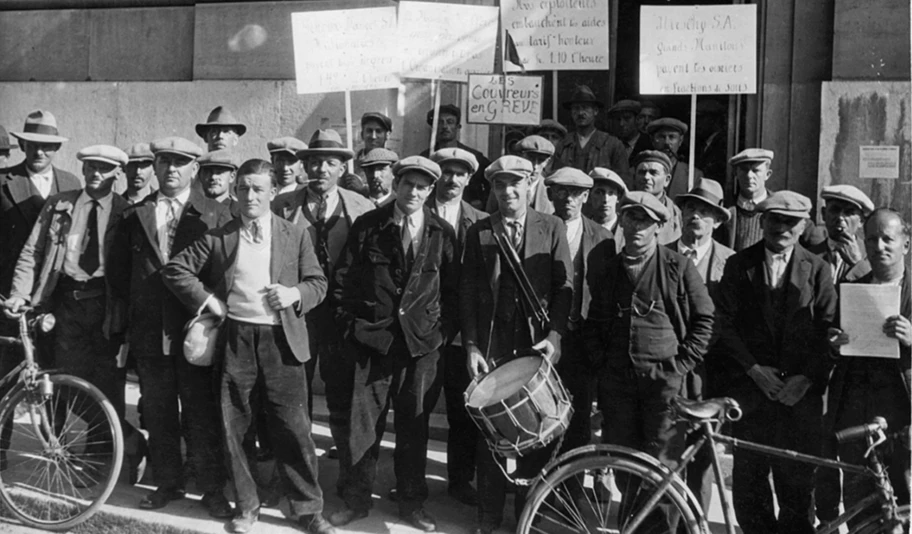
447, 482, 478, 506
327, 507, 368, 527
400, 508, 437, 532
230, 512, 259, 533
201, 491, 234, 519
298, 513, 337, 534
139, 487, 185, 509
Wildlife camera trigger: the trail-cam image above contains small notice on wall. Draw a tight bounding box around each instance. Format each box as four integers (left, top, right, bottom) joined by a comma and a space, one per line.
859, 146, 900, 179
467, 74, 543, 126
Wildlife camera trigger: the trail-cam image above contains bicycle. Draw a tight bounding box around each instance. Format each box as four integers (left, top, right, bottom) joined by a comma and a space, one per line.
0, 306, 123, 531
516, 396, 909, 534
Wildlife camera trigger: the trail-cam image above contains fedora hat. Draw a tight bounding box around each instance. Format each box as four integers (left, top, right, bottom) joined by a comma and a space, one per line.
10, 110, 68, 144
562, 85, 605, 110
195, 106, 247, 138
296, 129, 354, 161
675, 178, 731, 222
183, 312, 223, 367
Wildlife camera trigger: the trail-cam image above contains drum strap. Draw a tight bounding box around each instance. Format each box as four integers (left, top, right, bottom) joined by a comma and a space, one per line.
487, 428, 567, 487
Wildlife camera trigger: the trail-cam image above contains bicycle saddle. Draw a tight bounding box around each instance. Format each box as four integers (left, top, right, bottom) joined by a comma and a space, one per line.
674, 397, 742, 421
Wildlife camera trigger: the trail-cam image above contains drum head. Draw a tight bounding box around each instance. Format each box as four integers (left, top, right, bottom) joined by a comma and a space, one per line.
466, 356, 542, 408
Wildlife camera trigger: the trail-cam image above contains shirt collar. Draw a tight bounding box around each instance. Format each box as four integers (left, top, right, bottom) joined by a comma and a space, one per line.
737, 189, 769, 211
436, 197, 461, 210
393, 203, 424, 227
502, 211, 527, 230
679, 238, 712, 263
241, 211, 271, 229
27, 166, 53, 181
159, 186, 191, 206
77, 190, 114, 211
764, 245, 794, 265
307, 185, 338, 202
565, 216, 583, 237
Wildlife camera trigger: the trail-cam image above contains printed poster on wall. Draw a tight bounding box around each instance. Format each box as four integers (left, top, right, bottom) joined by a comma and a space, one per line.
467, 74, 543, 125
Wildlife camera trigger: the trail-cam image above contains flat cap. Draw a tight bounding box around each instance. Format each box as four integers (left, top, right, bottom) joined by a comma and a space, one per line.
430, 147, 478, 173
124, 142, 153, 162
427, 104, 461, 125
545, 167, 593, 189
77, 145, 128, 167
198, 149, 239, 170
516, 135, 555, 157
730, 148, 774, 166
534, 119, 568, 137
485, 155, 533, 181
360, 147, 399, 168
589, 167, 628, 195
607, 99, 642, 116
619, 191, 670, 223
757, 191, 812, 219
267, 137, 307, 156
392, 155, 441, 182
633, 150, 673, 173
296, 130, 354, 161
195, 106, 246, 138
0, 125, 16, 151
646, 117, 688, 136
361, 112, 393, 132
821, 184, 874, 215
150, 137, 203, 159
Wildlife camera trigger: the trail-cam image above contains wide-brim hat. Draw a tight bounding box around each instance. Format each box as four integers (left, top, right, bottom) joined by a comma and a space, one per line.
675, 178, 731, 222
562, 85, 604, 110
195, 106, 247, 138
296, 129, 354, 161
10, 110, 68, 144
183, 312, 223, 367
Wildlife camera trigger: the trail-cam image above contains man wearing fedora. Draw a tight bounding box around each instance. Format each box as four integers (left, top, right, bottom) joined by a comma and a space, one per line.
666, 178, 735, 515
0, 125, 17, 169
108, 137, 232, 517
420, 104, 491, 209
632, 150, 683, 245
553, 85, 629, 179
715, 148, 775, 252
123, 143, 157, 205
268, 137, 308, 194
196, 106, 247, 152
607, 99, 652, 165
648, 117, 704, 201
715, 191, 837, 534
485, 135, 555, 215
198, 149, 239, 214
359, 148, 398, 208
163, 158, 333, 534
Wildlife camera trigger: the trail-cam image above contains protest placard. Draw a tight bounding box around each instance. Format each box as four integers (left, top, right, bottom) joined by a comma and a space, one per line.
501, 0, 610, 72
639, 5, 757, 95
291, 7, 399, 94
467, 74, 543, 125
859, 146, 900, 179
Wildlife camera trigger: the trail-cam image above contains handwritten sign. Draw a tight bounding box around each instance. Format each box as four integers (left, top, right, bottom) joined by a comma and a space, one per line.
640, 5, 757, 95
467, 74, 543, 125
291, 7, 399, 94
501, 0, 609, 72
399, 2, 499, 82
859, 146, 900, 179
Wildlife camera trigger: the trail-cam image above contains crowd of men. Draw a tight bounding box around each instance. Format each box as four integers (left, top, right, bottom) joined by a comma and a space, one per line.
0, 83, 908, 534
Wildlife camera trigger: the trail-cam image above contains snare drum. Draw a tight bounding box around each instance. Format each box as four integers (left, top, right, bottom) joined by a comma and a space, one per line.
464, 356, 573, 458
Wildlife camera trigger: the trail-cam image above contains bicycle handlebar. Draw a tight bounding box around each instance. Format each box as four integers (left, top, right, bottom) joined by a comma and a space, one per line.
836, 416, 887, 444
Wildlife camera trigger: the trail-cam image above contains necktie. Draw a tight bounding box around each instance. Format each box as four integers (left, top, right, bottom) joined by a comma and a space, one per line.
683, 248, 697, 265
251, 220, 263, 244
402, 216, 415, 263
164, 198, 180, 260
315, 195, 326, 222
508, 221, 523, 251
79, 200, 100, 276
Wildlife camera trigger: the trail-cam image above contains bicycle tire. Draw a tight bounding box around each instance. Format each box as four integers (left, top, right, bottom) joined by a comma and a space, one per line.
0, 373, 123, 531
851, 504, 909, 534
517, 452, 707, 534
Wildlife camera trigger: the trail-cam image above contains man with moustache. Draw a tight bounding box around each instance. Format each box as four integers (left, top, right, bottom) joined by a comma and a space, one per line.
584, 167, 628, 251
715, 148, 775, 251
359, 148, 398, 208
198, 150, 239, 213
123, 143, 157, 204
268, 137, 308, 194
637, 101, 660, 136
647, 117, 703, 201
632, 150, 682, 245
196, 106, 246, 152
803, 185, 874, 283
553, 86, 629, 178
486, 135, 554, 215
330, 156, 458, 531
715, 191, 837, 534
607, 100, 652, 166
420, 105, 491, 208
108, 137, 232, 516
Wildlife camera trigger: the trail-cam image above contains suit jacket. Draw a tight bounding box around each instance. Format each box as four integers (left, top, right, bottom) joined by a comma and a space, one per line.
578, 217, 617, 322
162, 216, 327, 363
554, 130, 631, 180
332, 203, 459, 357
666, 239, 735, 301
715, 242, 838, 401
0, 162, 80, 293
10, 190, 128, 338
800, 227, 871, 283
484, 176, 555, 216
583, 245, 716, 373
459, 209, 573, 360
108, 189, 231, 358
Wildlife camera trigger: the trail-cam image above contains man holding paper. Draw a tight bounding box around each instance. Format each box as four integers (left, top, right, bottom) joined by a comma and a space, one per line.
825, 208, 911, 521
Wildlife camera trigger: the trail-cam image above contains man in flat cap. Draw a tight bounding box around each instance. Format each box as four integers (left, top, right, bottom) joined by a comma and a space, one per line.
666, 178, 735, 514
0, 125, 17, 169
420, 104, 491, 209
553, 86, 630, 178
583, 191, 714, 531
163, 158, 333, 534
802, 185, 874, 283
533, 120, 567, 177
353, 112, 393, 176
123, 143, 157, 205
198, 150, 239, 213
632, 150, 683, 245
273, 129, 374, 487
109, 137, 232, 516
427, 147, 488, 506
196, 106, 246, 152
694, 100, 728, 184
608, 99, 652, 165
359, 147, 398, 208
268, 137, 308, 195
330, 156, 458, 532
485, 135, 555, 215
585, 167, 628, 247
637, 100, 661, 136
460, 155, 572, 534
545, 168, 616, 454
715, 191, 837, 534
716, 148, 775, 252
647, 117, 704, 200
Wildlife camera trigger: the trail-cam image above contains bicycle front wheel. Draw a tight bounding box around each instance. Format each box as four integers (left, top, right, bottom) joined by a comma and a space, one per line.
852, 504, 910, 534
0, 373, 123, 531
517, 453, 706, 534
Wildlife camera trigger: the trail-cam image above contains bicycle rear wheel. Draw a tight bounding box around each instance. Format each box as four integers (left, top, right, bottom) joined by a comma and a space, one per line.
0, 373, 123, 531
517, 453, 706, 534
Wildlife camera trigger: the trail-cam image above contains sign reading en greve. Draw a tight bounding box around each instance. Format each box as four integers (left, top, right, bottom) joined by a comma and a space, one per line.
467, 74, 543, 126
